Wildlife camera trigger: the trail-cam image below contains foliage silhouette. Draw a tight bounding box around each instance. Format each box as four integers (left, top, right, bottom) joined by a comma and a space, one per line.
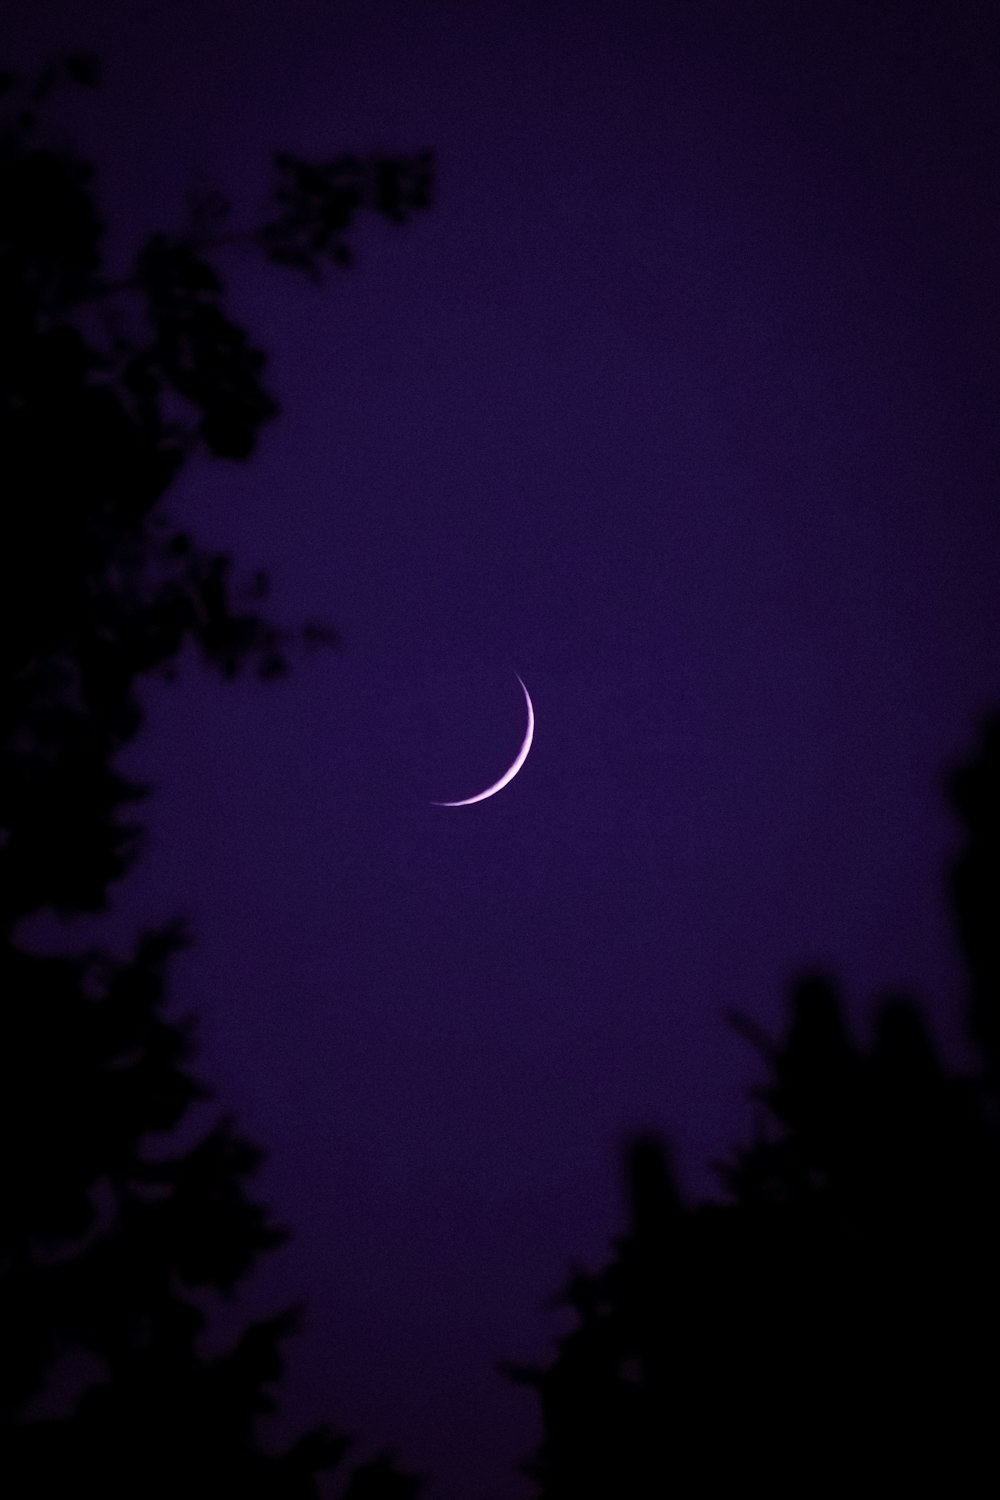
0, 57, 430, 1497
512, 716, 1000, 1497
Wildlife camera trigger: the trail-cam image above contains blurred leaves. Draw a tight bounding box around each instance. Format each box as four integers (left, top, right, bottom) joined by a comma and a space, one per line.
259, 150, 434, 278
0, 53, 431, 1497
0, 62, 435, 923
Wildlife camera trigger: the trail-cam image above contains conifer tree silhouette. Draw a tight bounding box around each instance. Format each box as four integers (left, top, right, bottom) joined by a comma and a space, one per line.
512, 717, 1000, 1497
0, 56, 431, 1498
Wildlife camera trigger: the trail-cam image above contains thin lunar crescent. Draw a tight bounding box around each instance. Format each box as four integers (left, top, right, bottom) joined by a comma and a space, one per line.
431, 674, 534, 807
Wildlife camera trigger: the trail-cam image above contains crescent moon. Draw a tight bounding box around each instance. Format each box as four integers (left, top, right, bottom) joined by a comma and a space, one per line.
431, 674, 534, 807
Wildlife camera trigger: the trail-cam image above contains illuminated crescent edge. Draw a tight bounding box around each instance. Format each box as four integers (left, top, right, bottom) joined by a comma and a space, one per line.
431, 674, 534, 807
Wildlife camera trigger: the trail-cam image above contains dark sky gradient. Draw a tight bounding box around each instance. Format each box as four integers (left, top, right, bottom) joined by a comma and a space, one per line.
6, 3, 1000, 1495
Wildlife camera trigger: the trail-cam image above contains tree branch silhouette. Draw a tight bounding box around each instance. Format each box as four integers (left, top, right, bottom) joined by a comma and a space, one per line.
512, 714, 1000, 1497
1, 55, 429, 1498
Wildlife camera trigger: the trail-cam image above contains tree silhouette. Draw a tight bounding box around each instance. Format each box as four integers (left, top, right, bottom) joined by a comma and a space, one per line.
512, 716, 1000, 1497
1, 56, 430, 1497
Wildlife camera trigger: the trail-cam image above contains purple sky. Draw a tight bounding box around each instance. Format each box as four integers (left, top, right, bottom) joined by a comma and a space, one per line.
6, 3, 1000, 1495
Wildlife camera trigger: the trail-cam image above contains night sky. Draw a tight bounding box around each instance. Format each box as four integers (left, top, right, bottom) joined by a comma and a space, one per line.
6, 2, 1000, 1496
